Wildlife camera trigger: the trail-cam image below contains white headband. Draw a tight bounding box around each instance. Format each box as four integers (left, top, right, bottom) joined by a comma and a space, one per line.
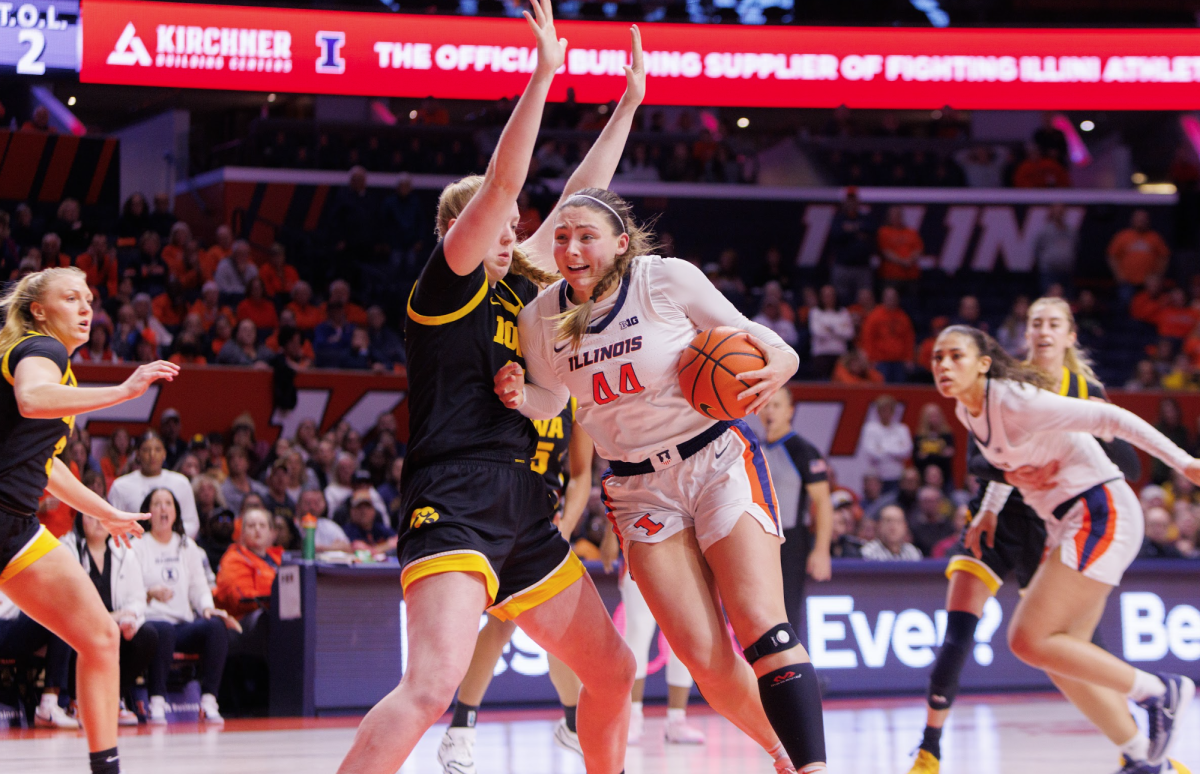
565, 194, 626, 234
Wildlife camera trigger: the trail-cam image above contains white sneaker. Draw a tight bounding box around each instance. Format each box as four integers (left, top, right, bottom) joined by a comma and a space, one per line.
553, 718, 583, 757
34, 701, 79, 729
627, 703, 644, 745
664, 717, 706, 744
437, 727, 477, 774
200, 693, 224, 725
148, 695, 168, 725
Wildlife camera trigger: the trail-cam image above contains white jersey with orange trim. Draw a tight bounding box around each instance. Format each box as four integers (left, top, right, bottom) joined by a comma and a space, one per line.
956, 378, 1193, 520
518, 255, 793, 466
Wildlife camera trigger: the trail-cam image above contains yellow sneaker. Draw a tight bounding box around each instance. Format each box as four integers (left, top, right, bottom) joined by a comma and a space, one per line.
908, 749, 939, 774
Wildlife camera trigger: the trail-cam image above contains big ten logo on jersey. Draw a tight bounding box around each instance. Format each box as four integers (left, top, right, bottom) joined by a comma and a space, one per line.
492, 316, 522, 357
409, 507, 440, 529
619, 316, 639, 330
530, 414, 565, 474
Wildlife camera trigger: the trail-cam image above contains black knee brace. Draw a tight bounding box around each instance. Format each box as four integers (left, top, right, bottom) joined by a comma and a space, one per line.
743, 623, 799, 664
927, 611, 979, 711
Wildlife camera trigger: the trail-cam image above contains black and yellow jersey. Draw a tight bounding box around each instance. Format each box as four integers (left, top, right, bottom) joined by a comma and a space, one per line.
404, 242, 540, 469
532, 397, 576, 503
0, 333, 75, 515
1058, 367, 1103, 401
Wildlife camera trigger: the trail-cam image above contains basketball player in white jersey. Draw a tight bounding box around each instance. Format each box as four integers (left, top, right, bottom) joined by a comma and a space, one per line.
495, 188, 826, 773
932, 325, 1196, 774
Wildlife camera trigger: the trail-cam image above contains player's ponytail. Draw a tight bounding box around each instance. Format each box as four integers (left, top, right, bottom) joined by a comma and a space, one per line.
553, 189, 657, 351
1024, 296, 1101, 386
0, 267, 87, 356
942, 324, 1055, 391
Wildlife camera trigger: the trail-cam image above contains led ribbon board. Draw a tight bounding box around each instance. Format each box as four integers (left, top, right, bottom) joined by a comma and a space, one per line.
81, 0, 1200, 109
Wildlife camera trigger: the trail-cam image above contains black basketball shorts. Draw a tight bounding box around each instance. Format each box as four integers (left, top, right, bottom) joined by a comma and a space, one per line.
398, 459, 583, 621
0, 511, 59, 584
944, 498, 1047, 593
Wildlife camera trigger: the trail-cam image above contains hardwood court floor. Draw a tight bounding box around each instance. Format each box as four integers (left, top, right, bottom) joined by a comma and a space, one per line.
1, 694, 1197, 773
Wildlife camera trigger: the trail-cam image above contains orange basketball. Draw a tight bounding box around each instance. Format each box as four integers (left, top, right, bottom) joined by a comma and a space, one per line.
678, 327, 767, 421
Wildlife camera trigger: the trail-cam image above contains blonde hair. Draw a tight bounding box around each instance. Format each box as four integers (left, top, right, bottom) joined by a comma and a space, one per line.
553, 188, 658, 351
1024, 296, 1100, 386
434, 176, 558, 286
0, 267, 87, 355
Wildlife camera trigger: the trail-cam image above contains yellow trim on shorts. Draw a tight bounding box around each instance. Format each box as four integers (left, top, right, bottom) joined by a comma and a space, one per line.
945, 555, 1002, 596
0, 526, 60, 584
400, 550, 499, 605
406, 279, 489, 326
488, 551, 586, 622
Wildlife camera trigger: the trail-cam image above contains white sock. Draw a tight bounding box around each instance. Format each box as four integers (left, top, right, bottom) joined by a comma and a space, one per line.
39, 693, 57, 710
667, 708, 686, 723
767, 742, 788, 762
1129, 670, 1167, 703
1119, 732, 1150, 763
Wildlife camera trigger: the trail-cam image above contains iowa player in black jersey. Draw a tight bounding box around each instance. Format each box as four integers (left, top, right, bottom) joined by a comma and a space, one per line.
337, 7, 643, 774
437, 400, 596, 772
908, 297, 1142, 774
0, 267, 178, 774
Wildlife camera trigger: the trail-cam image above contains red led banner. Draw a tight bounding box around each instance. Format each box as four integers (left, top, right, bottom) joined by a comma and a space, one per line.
80, 0, 1200, 109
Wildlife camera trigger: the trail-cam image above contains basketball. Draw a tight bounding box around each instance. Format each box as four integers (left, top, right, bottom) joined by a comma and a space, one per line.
678, 327, 767, 421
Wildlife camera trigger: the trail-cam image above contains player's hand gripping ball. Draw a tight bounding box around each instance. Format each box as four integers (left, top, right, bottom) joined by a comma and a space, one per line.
678, 327, 767, 421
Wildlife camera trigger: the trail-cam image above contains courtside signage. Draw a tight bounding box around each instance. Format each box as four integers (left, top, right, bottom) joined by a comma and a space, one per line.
80, 0, 1200, 108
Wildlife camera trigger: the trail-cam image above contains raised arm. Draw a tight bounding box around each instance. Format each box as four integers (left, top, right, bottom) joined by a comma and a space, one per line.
523, 26, 646, 272
442, 0, 567, 277
14, 357, 177, 420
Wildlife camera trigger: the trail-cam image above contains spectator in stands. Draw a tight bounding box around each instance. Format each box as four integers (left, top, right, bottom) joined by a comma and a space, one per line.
109, 431, 200, 537
53, 198, 88, 255
913, 403, 955, 486
931, 504, 971, 558
1012, 144, 1070, 188
751, 281, 799, 348
236, 277, 279, 333
1126, 359, 1162, 391
809, 285, 856, 379
129, 293, 172, 356
307, 438, 337, 491
1160, 354, 1197, 392
202, 225, 233, 281
324, 279, 368, 325
216, 319, 271, 367
363, 306, 404, 369
313, 301, 355, 368
194, 475, 235, 571
293, 419, 319, 459
101, 428, 132, 484
21, 104, 54, 133
876, 206, 923, 289
220, 446, 268, 517
173, 240, 204, 293
0, 591, 76, 727
1108, 209, 1170, 309
293, 489, 351, 552
135, 488, 237, 725
127, 231, 169, 297
828, 188, 874, 303
1139, 507, 1185, 559
860, 286, 915, 383
995, 295, 1030, 358
949, 294, 985, 334
261, 460, 298, 543
161, 222, 191, 277
190, 281, 234, 335
829, 492, 864, 558
954, 145, 1010, 188
62, 511, 157, 725
377, 455, 404, 524
11, 202, 40, 251
73, 323, 119, 364
204, 314, 232, 361
151, 280, 188, 331
39, 232, 67, 269
76, 230, 118, 297
344, 491, 397, 552
1033, 203, 1078, 293
862, 395, 913, 491
331, 165, 380, 265
381, 173, 424, 258
1153, 398, 1192, 483
330, 466, 388, 525
214, 240, 258, 298
1150, 287, 1197, 346
283, 450, 318, 501
910, 486, 954, 556
617, 143, 661, 182
285, 281, 325, 332
832, 349, 883, 383
259, 243, 298, 302
159, 408, 187, 470
215, 507, 282, 621
0, 211, 20, 280
118, 193, 150, 243
861, 505, 923, 561
148, 193, 176, 238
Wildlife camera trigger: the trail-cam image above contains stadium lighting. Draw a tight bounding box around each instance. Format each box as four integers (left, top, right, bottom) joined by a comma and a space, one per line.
1080, 120, 1095, 131
67, 96, 76, 106
737, 117, 750, 128
268, 93, 277, 103
1131, 172, 1148, 185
